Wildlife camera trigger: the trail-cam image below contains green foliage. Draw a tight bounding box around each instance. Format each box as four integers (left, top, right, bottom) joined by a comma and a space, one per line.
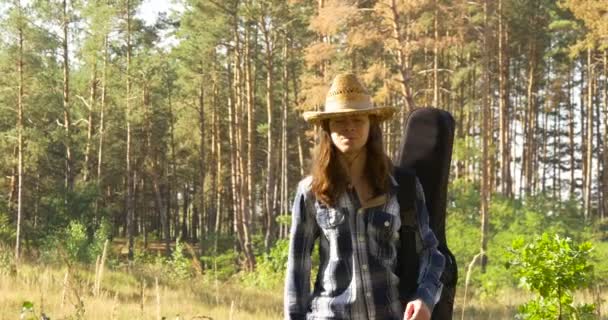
167, 237, 193, 280
20, 301, 37, 320
276, 214, 292, 227
40, 218, 111, 265
242, 239, 289, 289
201, 250, 240, 282
508, 233, 596, 319
64, 221, 88, 262
0, 211, 15, 245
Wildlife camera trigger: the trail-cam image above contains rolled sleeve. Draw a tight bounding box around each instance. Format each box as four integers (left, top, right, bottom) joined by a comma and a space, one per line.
413, 178, 445, 312
284, 179, 319, 320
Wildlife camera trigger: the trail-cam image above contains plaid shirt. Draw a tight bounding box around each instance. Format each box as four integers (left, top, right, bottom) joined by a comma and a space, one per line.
284, 175, 445, 320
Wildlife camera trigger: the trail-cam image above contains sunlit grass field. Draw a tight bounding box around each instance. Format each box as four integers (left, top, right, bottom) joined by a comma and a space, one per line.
0, 262, 282, 320
1, 261, 605, 319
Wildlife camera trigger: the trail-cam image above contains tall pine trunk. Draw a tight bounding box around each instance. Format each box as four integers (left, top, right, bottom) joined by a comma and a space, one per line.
498, 0, 512, 197
263, 20, 276, 251
83, 63, 97, 183
479, 0, 491, 273
568, 64, 576, 197
198, 76, 206, 244
523, 44, 538, 195
602, 50, 608, 220
583, 48, 594, 219
62, 0, 73, 195
96, 34, 108, 221
15, 0, 25, 263
125, 0, 135, 261
244, 26, 255, 252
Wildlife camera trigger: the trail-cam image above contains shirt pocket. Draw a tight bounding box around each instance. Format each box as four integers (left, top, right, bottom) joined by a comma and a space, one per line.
367, 210, 399, 262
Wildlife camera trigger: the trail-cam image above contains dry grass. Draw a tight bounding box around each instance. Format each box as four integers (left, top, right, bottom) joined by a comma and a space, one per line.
1, 262, 606, 320
0, 263, 282, 320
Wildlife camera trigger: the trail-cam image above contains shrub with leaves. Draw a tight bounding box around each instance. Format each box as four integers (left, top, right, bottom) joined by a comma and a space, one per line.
508, 233, 596, 319
201, 249, 240, 281
168, 237, 192, 280
242, 239, 290, 288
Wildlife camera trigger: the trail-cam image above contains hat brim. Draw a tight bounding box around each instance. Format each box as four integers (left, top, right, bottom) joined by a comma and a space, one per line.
303, 106, 397, 123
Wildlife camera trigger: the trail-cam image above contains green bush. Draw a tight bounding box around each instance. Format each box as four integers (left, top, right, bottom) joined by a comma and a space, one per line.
201, 249, 240, 281
39, 219, 111, 265
242, 239, 290, 289
168, 237, 193, 280
508, 233, 596, 319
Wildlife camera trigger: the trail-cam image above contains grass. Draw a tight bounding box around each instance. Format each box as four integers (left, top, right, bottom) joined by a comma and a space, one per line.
1, 251, 605, 319
0, 262, 283, 320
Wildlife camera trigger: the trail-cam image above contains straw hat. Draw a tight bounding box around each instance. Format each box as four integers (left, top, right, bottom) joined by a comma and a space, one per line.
303, 73, 397, 123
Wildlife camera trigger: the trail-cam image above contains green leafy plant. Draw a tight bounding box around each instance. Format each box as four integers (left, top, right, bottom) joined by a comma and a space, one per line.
167, 237, 192, 280
508, 233, 596, 319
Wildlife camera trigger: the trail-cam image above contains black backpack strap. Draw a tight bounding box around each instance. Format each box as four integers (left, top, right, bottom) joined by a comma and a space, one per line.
393, 166, 420, 301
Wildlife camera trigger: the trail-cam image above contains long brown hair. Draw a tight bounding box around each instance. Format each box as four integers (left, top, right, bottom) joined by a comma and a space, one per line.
310, 116, 392, 207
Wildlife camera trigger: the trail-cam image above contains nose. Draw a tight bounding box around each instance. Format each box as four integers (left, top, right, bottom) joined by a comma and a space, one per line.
344, 120, 357, 131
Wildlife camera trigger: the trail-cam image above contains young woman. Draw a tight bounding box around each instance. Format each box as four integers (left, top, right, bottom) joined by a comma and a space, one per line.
284, 74, 445, 320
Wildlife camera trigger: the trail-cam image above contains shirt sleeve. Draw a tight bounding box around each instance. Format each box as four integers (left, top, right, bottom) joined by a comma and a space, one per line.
284, 180, 319, 320
413, 178, 445, 312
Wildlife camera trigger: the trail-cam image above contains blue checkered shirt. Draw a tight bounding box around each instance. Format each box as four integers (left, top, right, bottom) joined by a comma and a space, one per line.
284, 175, 445, 320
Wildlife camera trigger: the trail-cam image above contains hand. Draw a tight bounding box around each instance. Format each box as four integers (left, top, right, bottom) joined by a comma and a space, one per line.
404, 299, 431, 320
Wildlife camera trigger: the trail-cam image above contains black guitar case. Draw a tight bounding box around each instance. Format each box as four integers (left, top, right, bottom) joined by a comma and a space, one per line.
396, 107, 458, 319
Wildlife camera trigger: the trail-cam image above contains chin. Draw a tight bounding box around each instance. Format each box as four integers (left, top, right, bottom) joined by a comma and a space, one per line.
340, 145, 364, 154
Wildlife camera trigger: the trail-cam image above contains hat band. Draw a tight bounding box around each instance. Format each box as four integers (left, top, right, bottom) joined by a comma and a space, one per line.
325, 94, 373, 113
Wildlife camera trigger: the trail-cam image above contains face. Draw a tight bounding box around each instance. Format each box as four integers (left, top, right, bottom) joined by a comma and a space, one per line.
328, 114, 370, 154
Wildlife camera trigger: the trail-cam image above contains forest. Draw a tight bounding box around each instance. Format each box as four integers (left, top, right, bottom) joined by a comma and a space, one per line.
0, 0, 607, 319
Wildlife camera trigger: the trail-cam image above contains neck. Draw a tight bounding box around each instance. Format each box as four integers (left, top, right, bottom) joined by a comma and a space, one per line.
339, 147, 367, 183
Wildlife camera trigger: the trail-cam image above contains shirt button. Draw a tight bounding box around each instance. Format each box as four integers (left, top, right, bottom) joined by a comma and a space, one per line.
362, 264, 368, 271
384, 221, 390, 227
357, 208, 364, 214
366, 292, 372, 298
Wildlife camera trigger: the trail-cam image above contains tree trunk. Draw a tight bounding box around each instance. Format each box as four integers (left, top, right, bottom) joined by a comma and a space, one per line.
498, 0, 512, 197
96, 34, 108, 221
479, 0, 491, 273
62, 0, 73, 196
125, 0, 135, 261
213, 85, 223, 252
228, 33, 246, 265
181, 183, 189, 240
568, 64, 576, 197
15, 0, 25, 263
583, 48, 594, 219
541, 105, 549, 193
523, 44, 538, 195
602, 50, 608, 220
198, 76, 206, 244
433, 1, 439, 107
389, 0, 415, 111
280, 39, 290, 239
244, 26, 255, 252
263, 20, 276, 252
83, 62, 97, 183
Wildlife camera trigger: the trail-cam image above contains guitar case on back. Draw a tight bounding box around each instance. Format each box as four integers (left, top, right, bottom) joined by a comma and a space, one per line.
395, 107, 458, 319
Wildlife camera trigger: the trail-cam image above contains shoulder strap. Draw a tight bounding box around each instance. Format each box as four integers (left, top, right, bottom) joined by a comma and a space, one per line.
393, 165, 421, 300
393, 166, 418, 228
